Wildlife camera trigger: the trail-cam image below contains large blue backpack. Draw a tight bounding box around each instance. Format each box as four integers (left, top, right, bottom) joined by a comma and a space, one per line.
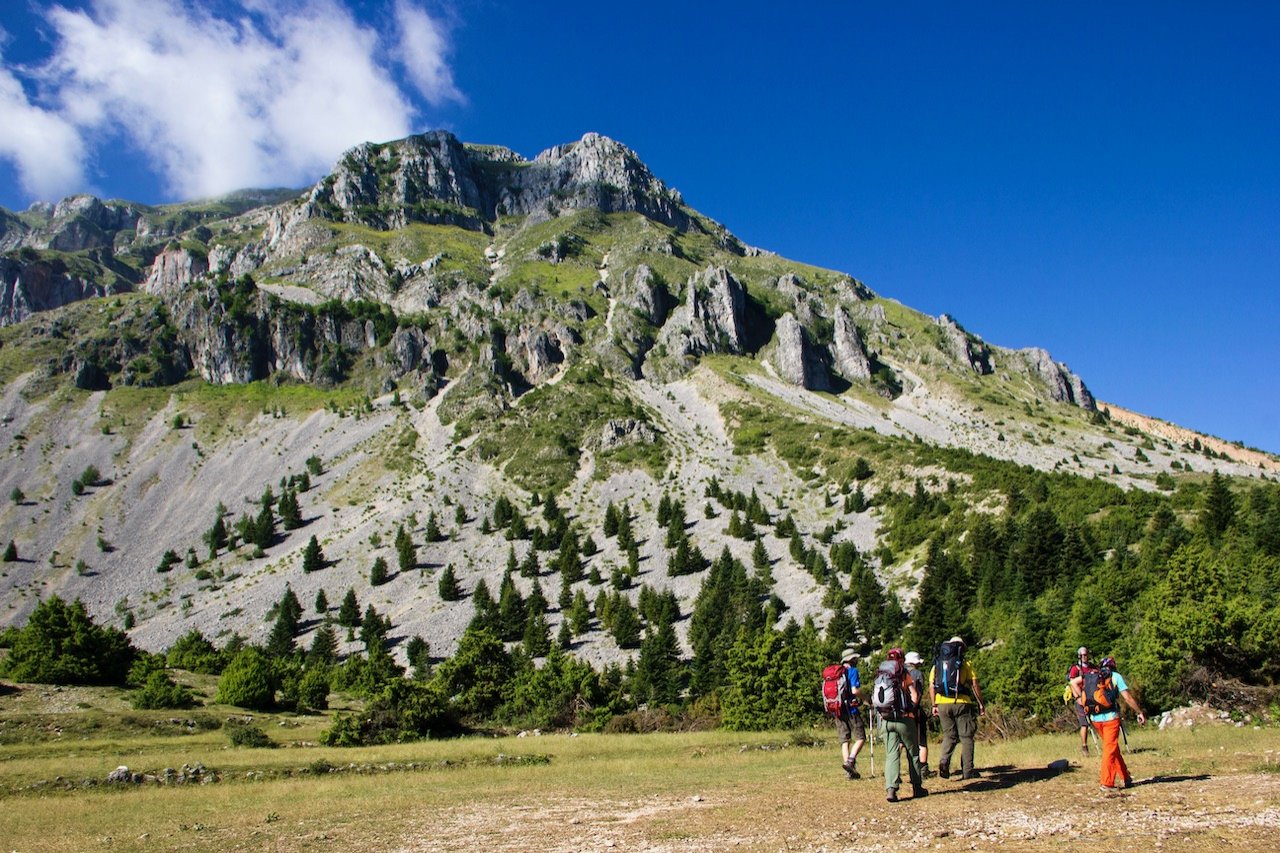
932, 640, 970, 699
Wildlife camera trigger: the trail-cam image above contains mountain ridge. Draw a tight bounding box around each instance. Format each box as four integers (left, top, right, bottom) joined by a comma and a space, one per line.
0, 129, 1275, 669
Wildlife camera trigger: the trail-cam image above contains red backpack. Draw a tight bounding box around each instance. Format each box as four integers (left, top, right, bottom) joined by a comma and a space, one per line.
821, 664, 850, 715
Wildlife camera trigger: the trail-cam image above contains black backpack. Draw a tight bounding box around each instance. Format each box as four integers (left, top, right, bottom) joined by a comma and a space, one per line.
1080, 666, 1119, 715
933, 640, 970, 699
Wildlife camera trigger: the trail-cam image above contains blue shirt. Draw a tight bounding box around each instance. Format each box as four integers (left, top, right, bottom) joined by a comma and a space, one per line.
1089, 671, 1129, 723
845, 664, 862, 715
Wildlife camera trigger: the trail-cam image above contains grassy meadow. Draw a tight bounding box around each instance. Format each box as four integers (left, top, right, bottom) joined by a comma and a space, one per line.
2, 686, 1278, 852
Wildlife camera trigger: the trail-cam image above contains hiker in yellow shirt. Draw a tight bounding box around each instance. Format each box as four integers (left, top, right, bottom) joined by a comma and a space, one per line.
927, 636, 986, 780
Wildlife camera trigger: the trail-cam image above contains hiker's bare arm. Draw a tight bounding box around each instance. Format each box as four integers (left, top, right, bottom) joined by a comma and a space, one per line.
971, 675, 985, 714
1122, 689, 1147, 725
1070, 675, 1084, 697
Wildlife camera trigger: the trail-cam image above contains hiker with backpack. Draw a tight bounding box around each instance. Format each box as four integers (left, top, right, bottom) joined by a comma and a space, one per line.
822, 648, 866, 779
904, 651, 930, 777
928, 636, 986, 781
874, 648, 928, 802
1071, 655, 1146, 793
1067, 646, 1096, 756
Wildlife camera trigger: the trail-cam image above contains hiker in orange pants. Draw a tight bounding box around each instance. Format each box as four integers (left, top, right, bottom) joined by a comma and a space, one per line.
1072, 656, 1146, 792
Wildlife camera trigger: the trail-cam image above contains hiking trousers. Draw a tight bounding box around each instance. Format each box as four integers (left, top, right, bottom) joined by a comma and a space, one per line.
936, 702, 977, 776
1093, 717, 1131, 788
879, 716, 922, 792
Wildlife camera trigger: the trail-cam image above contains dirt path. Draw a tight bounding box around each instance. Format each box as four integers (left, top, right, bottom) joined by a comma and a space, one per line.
395, 763, 1280, 852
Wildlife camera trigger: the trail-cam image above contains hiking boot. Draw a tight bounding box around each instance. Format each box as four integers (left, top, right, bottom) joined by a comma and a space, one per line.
962, 770, 981, 780
912, 785, 929, 798
937, 766, 950, 780
1099, 785, 1117, 794
886, 789, 899, 803
920, 762, 931, 778
842, 761, 859, 780
1081, 745, 1089, 757
1121, 777, 1134, 789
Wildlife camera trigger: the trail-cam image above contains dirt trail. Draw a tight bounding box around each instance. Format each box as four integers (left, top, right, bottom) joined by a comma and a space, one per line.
396, 765, 1280, 852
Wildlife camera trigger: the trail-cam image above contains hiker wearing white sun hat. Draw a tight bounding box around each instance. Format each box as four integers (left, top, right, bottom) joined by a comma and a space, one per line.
904, 651, 930, 776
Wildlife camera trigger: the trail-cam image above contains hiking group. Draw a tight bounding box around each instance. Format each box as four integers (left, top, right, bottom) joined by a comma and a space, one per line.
827, 637, 1144, 801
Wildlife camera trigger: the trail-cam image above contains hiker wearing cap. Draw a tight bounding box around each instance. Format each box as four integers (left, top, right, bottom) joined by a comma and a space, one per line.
874, 648, 927, 802
1067, 647, 1096, 756
928, 636, 986, 780
905, 651, 930, 777
1071, 655, 1146, 793
835, 648, 866, 779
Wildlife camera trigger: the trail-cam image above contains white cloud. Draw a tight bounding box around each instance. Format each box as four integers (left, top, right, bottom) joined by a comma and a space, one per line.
0, 0, 462, 202
0, 52, 86, 200
394, 0, 463, 106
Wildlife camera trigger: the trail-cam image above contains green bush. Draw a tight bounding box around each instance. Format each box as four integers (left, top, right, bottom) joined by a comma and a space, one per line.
225, 720, 274, 748
216, 647, 275, 710
0, 596, 136, 685
132, 670, 196, 710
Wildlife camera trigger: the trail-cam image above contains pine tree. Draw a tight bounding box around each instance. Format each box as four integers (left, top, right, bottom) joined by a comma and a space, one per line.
204, 514, 228, 558
406, 635, 431, 680
2, 540, 16, 562
522, 611, 551, 657
302, 535, 325, 573
1201, 470, 1236, 541
610, 596, 642, 649
635, 618, 683, 705
265, 610, 297, 658
396, 525, 417, 573
497, 572, 527, 641
569, 589, 592, 634
278, 489, 301, 530
337, 588, 360, 627
556, 620, 572, 650
360, 604, 388, 652
425, 511, 443, 543
253, 501, 276, 550
314, 588, 329, 614
438, 564, 462, 601
370, 556, 389, 586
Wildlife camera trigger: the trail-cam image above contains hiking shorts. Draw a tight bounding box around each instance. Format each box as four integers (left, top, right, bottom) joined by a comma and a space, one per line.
836, 710, 866, 743
1074, 701, 1089, 728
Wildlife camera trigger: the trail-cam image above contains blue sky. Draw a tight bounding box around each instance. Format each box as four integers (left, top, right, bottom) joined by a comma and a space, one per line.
2, 1, 1277, 454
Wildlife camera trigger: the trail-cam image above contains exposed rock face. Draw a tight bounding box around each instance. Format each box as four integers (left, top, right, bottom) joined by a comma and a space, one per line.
145, 247, 209, 296
1021, 347, 1096, 409
308, 131, 488, 230
938, 314, 993, 375
596, 264, 672, 378
597, 418, 659, 450
499, 133, 690, 230
0, 257, 122, 326
37, 195, 142, 252
650, 265, 747, 378
831, 307, 873, 381
771, 312, 830, 390
306, 130, 690, 233
507, 322, 573, 386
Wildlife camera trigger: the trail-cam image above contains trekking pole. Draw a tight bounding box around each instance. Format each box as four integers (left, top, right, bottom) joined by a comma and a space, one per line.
869, 708, 876, 778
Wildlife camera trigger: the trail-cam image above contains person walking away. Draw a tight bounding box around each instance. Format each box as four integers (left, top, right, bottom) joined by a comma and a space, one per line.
874, 648, 927, 802
831, 648, 866, 778
1067, 646, 1096, 756
1071, 655, 1145, 792
929, 636, 986, 780
905, 651, 930, 777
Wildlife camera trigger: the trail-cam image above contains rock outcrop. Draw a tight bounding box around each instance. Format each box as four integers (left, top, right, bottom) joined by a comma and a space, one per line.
1021, 347, 1095, 409
830, 307, 873, 381
650, 265, 747, 378
938, 314, 993, 375
771, 312, 830, 390
0, 256, 124, 326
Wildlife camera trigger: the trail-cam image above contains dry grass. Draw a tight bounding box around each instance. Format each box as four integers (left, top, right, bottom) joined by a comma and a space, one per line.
1, 716, 1279, 851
